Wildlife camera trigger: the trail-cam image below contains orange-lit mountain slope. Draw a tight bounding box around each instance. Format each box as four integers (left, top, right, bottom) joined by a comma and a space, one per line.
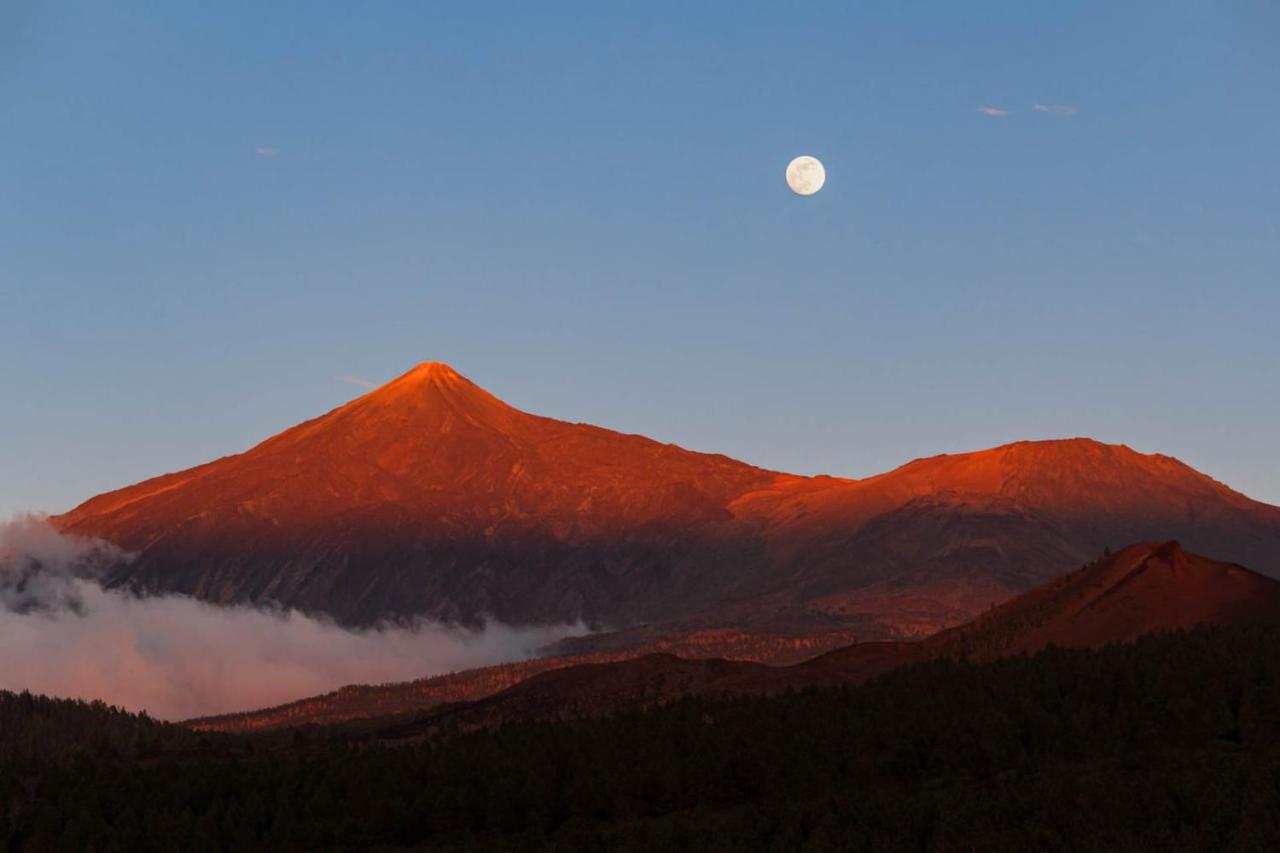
742, 438, 1280, 631
57, 362, 1280, 629
57, 363, 778, 625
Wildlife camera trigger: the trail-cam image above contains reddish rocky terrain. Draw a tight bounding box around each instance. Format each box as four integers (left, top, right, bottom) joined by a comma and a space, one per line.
56, 363, 1280, 635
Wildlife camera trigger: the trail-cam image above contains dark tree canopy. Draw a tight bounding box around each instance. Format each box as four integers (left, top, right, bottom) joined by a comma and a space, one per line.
5, 624, 1280, 851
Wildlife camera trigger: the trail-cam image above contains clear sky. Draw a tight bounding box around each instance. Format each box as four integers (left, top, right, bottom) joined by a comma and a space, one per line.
2, 1, 1278, 516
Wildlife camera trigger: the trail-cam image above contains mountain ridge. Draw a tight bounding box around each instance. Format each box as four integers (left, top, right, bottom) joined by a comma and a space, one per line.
55, 362, 1280, 630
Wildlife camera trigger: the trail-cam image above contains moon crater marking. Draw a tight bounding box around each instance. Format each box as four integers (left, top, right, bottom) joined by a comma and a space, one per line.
786, 155, 826, 196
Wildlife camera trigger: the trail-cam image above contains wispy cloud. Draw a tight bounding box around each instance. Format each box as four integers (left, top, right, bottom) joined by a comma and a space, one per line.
977, 106, 1009, 118
255, 146, 281, 158
1033, 103, 1077, 116
337, 374, 377, 389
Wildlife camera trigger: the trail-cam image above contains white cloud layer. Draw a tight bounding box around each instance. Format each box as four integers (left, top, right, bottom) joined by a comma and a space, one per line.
0, 515, 583, 721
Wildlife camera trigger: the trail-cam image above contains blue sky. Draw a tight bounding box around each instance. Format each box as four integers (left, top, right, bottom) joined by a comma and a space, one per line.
2, 1, 1278, 515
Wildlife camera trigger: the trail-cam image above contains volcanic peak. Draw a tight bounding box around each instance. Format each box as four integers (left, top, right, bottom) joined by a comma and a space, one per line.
401, 361, 463, 383
343, 360, 530, 429
374, 361, 471, 397
51, 360, 1280, 629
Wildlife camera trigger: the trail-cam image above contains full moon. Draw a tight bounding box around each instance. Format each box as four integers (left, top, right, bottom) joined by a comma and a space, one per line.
785, 155, 826, 196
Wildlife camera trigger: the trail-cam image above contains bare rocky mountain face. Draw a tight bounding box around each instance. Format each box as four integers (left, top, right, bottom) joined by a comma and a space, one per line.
56, 363, 1280, 636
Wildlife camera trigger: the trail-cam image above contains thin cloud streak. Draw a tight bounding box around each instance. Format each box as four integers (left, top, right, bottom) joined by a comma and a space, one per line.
1033, 103, 1077, 115
337, 375, 378, 389
255, 146, 281, 157
977, 106, 1009, 117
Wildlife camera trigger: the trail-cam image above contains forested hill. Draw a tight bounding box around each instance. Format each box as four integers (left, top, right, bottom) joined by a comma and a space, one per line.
6, 624, 1280, 850
0, 690, 202, 763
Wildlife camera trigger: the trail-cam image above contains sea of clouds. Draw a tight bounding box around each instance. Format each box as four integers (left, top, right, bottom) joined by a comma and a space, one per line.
0, 514, 583, 721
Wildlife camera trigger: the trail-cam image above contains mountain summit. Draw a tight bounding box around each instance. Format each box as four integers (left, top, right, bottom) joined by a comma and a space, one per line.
57, 363, 778, 624
56, 363, 1280, 629
349, 361, 530, 431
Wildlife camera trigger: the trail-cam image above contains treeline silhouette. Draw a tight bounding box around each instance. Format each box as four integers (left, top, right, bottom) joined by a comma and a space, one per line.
6, 624, 1280, 851
0, 691, 200, 764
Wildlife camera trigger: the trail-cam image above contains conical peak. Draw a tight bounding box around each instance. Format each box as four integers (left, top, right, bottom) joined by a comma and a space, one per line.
352, 360, 536, 432
402, 361, 462, 383
413, 361, 458, 377
1150, 540, 1186, 560
375, 361, 470, 396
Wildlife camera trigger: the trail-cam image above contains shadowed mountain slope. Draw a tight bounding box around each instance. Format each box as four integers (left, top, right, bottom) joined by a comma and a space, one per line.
186, 625, 867, 733
425, 542, 1280, 729
57, 363, 1280, 630
191, 542, 1280, 733
814, 540, 1280, 673
367, 541, 1280, 736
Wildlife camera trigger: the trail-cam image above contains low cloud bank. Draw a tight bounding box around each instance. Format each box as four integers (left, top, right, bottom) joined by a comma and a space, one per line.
0, 513, 122, 613
0, 515, 584, 721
